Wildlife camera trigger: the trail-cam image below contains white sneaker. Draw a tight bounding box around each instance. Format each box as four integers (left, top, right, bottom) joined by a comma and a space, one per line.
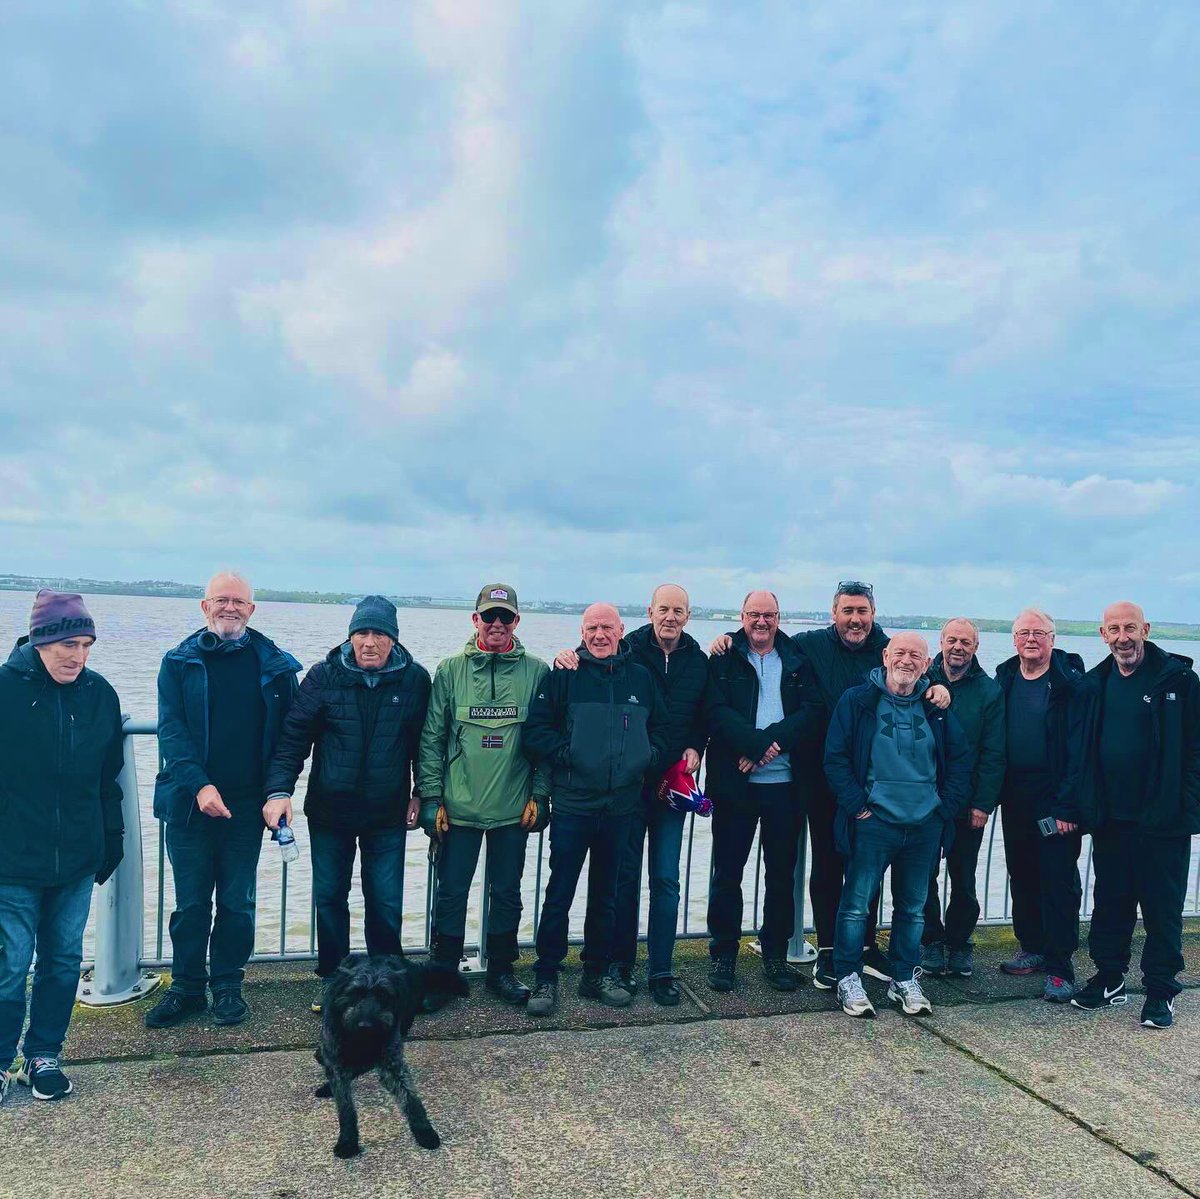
888, 971, 933, 1015
837, 972, 876, 1018
0, 1068, 11, 1106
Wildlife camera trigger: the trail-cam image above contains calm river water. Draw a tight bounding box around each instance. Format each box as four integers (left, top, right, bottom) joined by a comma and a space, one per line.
2, 590, 1196, 963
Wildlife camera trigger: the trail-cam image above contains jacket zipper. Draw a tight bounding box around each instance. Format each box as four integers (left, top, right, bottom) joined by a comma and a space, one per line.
55, 689, 64, 880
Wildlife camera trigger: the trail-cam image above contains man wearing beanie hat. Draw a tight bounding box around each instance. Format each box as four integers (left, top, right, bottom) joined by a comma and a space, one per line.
0, 590, 124, 1103
144, 572, 301, 1032
265, 595, 431, 1005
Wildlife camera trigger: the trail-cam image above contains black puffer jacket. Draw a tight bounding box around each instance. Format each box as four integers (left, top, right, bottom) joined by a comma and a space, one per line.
264, 642, 431, 832
625, 623, 708, 790
0, 639, 124, 886
1060, 641, 1200, 835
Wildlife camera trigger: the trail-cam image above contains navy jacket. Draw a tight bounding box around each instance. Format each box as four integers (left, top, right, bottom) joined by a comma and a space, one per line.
154, 627, 301, 824
823, 679, 973, 856
1059, 641, 1200, 835
0, 639, 125, 886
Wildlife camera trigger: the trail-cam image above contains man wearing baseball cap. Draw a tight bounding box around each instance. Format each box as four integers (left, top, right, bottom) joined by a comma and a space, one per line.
417, 584, 551, 1006
0, 591, 125, 1103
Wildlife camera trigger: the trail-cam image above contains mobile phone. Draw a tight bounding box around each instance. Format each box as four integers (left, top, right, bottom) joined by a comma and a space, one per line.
1037, 816, 1059, 837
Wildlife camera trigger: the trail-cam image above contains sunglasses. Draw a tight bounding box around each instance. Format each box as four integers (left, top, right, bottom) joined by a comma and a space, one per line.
836, 580, 875, 600
478, 608, 517, 625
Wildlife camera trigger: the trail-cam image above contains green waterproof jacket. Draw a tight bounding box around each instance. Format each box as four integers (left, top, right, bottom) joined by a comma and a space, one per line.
417, 636, 551, 829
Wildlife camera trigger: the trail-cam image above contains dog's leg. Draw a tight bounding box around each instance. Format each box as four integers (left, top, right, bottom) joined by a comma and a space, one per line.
378, 1057, 440, 1150
328, 1070, 362, 1159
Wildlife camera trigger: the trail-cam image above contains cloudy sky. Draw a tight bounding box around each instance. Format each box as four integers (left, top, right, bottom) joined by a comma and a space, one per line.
4, 1, 1199, 621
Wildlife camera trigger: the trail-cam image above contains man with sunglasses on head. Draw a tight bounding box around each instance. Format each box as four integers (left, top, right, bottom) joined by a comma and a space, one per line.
146, 572, 301, 1030
417, 585, 551, 1006
993, 609, 1085, 1002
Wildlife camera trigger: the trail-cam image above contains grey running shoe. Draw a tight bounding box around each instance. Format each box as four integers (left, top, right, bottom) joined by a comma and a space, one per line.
1043, 975, 1076, 1003
837, 972, 876, 1018
946, 945, 975, 978
920, 941, 947, 975
0, 1068, 11, 1106
999, 949, 1045, 976
888, 972, 933, 1016
1140, 997, 1175, 1029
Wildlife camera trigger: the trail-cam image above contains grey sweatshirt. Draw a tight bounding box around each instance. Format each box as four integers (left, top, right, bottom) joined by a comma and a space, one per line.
865, 668, 940, 825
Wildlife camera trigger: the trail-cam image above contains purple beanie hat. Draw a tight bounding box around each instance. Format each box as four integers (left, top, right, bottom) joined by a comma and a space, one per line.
29, 589, 97, 647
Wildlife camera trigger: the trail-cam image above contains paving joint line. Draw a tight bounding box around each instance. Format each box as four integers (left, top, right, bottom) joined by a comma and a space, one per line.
912, 1014, 1200, 1198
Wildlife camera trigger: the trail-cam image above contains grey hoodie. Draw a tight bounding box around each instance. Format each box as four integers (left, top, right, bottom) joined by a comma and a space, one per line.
865, 667, 940, 825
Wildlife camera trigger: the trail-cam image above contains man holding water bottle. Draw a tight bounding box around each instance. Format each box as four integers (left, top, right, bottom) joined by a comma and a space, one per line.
145, 572, 301, 1030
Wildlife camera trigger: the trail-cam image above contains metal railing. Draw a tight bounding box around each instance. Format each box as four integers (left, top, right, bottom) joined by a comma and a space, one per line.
84, 719, 1200, 1001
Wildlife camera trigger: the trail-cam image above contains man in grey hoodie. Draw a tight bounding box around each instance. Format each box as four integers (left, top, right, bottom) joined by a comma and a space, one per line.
824, 632, 973, 1018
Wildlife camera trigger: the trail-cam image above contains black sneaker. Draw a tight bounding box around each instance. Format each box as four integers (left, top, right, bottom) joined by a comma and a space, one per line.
762, 958, 799, 992
578, 971, 633, 1008
946, 945, 975, 978
649, 977, 681, 1006
526, 979, 558, 1017
861, 944, 893, 982
707, 955, 737, 992
811, 948, 836, 990
211, 989, 248, 1026
485, 971, 531, 1006
1070, 973, 1128, 1010
1140, 997, 1175, 1029
612, 965, 638, 996
16, 1057, 72, 1101
144, 989, 207, 1029
920, 941, 947, 975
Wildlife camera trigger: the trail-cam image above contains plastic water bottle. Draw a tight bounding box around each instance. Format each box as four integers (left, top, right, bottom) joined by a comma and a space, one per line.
276, 815, 300, 865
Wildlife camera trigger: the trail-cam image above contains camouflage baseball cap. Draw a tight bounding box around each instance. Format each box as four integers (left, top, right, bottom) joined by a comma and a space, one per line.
475, 583, 519, 615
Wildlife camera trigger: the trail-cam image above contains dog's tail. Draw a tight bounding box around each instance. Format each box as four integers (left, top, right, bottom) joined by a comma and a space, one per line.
421, 961, 470, 999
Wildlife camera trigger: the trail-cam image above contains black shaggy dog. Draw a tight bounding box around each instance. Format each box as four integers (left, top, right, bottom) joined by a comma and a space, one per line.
315, 953, 468, 1158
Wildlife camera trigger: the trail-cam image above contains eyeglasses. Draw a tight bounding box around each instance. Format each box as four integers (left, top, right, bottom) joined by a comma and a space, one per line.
205, 596, 252, 610
743, 611, 779, 622
836, 581, 874, 600
1015, 629, 1053, 641
478, 608, 516, 625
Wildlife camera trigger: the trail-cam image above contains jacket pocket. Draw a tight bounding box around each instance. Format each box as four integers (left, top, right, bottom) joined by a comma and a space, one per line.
614, 707, 652, 791
566, 704, 612, 793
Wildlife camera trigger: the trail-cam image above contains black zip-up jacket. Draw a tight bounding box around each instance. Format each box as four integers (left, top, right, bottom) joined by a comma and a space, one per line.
522, 641, 670, 817
994, 648, 1085, 814
1059, 641, 1200, 835
625, 623, 708, 791
264, 642, 431, 833
929, 653, 1006, 815
0, 639, 124, 886
702, 630, 823, 807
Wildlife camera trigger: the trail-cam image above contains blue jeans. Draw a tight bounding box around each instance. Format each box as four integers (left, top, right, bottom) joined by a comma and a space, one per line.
834, 815, 943, 983
533, 810, 636, 979
613, 800, 686, 979
165, 814, 264, 994
310, 825, 406, 978
0, 875, 94, 1068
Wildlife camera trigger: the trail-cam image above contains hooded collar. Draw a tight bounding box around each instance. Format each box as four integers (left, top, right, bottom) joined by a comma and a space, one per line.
335, 640, 410, 687
868, 665, 930, 703
930, 651, 986, 686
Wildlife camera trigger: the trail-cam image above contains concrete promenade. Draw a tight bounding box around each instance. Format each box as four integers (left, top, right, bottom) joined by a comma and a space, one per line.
4, 925, 1199, 1199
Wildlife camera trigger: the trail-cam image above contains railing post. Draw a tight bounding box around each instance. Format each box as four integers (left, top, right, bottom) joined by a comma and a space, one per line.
78, 716, 161, 1006
788, 815, 817, 963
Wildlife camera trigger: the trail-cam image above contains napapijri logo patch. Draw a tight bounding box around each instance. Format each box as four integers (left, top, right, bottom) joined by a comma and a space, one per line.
470, 705, 518, 719
489, 588, 510, 600
482, 734, 504, 749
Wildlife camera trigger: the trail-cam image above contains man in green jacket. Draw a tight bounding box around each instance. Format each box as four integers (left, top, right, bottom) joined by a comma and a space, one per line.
919, 618, 1005, 979
417, 584, 551, 1005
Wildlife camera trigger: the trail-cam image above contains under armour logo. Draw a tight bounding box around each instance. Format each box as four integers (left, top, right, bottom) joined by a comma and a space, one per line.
880, 711, 928, 741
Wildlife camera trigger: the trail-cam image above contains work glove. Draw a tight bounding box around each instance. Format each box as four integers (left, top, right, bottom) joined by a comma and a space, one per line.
520, 795, 551, 833
436, 804, 450, 838
95, 831, 124, 886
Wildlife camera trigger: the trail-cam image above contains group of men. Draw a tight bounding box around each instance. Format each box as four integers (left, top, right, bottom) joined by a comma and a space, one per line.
1, 576, 1197, 1104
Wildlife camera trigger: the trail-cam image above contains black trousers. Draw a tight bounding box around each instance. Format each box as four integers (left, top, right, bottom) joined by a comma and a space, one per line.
707, 783, 801, 960
1000, 770, 1082, 979
808, 776, 879, 950
923, 820, 986, 949
1089, 821, 1191, 999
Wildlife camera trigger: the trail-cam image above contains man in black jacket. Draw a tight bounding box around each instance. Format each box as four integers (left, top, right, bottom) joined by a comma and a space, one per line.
144, 572, 301, 1031
994, 609, 1086, 1002
522, 602, 669, 1017
264, 596, 430, 1000
1065, 603, 1200, 1028
554, 584, 708, 1005
0, 591, 124, 1104
704, 591, 821, 993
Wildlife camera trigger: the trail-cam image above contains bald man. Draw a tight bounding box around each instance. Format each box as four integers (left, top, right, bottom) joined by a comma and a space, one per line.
522, 603, 669, 1016
1063, 603, 1200, 1029
146, 572, 301, 1030
824, 632, 972, 1018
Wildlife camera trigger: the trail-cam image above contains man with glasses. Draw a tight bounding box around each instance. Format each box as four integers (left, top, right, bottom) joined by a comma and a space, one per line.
417, 585, 551, 1007
1065, 603, 1200, 1029
146, 572, 301, 1029
704, 591, 821, 992
994, 609, 1085, 1002
825, 632, 972, 1018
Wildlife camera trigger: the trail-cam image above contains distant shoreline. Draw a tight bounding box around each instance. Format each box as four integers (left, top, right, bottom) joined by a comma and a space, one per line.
2, 574, 1198, 641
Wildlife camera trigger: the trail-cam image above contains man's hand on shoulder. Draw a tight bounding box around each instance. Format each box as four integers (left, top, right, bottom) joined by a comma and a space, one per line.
927, 684, 951, 710
554, 649, 580, 671
710, 634, 732, 656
